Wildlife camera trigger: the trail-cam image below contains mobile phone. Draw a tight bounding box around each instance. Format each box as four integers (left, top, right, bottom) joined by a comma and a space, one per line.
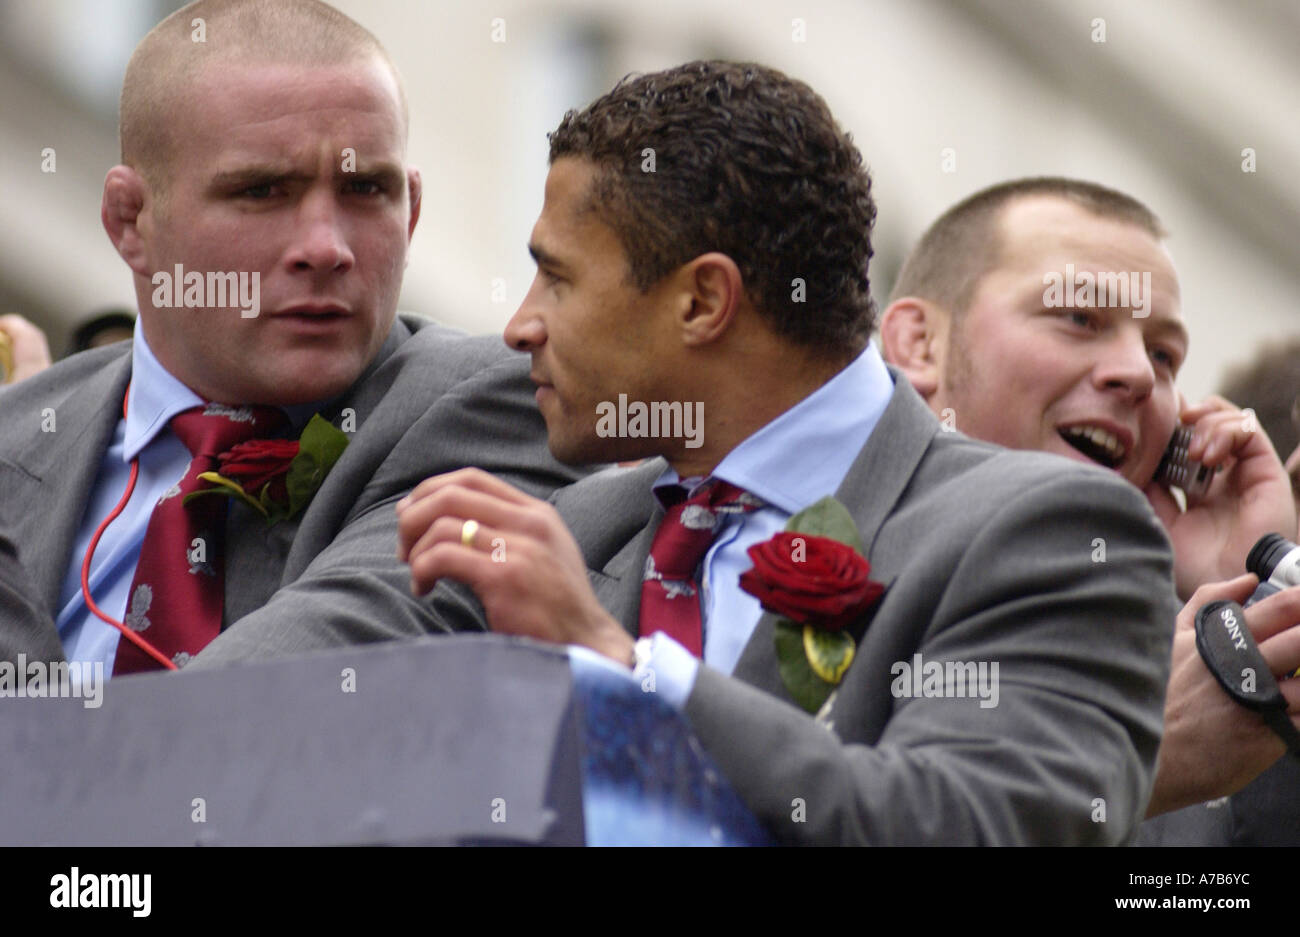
1153, 423, 1216, 505
0, 330, 11, 385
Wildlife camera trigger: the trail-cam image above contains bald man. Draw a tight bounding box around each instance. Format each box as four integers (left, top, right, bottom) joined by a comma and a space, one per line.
879, 177, 1300, 823
0, 0, 578, 673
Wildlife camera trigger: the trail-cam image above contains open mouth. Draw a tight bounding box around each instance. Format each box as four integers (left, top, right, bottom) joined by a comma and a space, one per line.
1058, 425, 1128, 470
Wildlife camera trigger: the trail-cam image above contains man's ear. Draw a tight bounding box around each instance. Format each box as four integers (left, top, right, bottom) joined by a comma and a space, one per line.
676, 252, 742, 347
406, 166, 422, 242
102, 166, 151, 277
879, 296, 947, 399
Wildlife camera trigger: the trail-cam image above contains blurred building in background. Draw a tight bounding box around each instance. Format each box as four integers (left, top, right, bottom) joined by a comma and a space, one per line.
1, 0, 1296, 400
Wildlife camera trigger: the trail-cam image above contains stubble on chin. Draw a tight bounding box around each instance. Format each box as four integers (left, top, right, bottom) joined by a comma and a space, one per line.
546, 429, 606, 468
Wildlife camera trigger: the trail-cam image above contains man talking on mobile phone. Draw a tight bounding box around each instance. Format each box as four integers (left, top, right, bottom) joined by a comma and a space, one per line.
877, 179, 1300, 836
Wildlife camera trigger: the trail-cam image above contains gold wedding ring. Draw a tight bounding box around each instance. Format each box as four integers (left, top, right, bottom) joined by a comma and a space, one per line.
460, 519, 479, 548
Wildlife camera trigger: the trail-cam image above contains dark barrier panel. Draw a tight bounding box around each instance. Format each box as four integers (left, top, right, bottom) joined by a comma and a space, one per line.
0, 635, 769, 846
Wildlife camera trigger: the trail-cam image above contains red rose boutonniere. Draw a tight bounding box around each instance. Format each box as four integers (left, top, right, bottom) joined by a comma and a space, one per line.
217, 439, 300, 503
184, 414, 349, 524
739, 496, 885, 713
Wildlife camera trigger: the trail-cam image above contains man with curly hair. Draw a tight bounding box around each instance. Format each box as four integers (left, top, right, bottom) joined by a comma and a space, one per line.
396, 61, 1179, 844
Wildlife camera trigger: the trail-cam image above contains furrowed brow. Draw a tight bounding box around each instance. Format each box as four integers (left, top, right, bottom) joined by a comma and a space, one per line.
528, 242, 567, 272
208, 165, 307, 190
342, 161, 405, 189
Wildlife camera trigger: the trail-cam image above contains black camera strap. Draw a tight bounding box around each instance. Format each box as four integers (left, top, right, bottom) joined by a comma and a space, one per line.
1194, 599, 1300, 756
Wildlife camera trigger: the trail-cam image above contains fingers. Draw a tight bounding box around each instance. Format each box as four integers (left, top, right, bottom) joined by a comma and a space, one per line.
406, 521, 502, 596
1182, 581, 1300, 678
1288, 445, 1300, 521
406, 514, 487, 567
1248, 584, 1300, 646
1285, 442, 1300, 478
1188, 411, 1256, 466
397, 484, 529, 560
0, 314, 53, 382
1178, 394, 1234, 422
403, 509, 503, 582
1258, 626, 1300, 686
0, 313, 47, 346
1282, 676, 1300, 714
1178, 574, 1258, 630
1180, 395, 1271, 465
395, 468, 539, 560
399, 467, 534, 512
1179, 394, 1246, 425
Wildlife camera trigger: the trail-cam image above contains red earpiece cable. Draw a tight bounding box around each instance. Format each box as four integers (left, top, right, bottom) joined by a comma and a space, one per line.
79, 384, 178, 671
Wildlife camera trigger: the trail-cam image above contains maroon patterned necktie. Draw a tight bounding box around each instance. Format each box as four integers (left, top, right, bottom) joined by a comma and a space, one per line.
113, 403, 286, 675
638, 479, 763, 657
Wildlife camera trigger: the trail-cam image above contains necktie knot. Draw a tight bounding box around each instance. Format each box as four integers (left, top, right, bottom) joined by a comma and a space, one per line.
170, 403, 287, 460
657, 480, 761, 547
639, 478, 764, 656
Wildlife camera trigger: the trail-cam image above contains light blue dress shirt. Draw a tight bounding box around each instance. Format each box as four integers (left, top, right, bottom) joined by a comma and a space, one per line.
631, 342, 895, 709
56, 325, 319, 679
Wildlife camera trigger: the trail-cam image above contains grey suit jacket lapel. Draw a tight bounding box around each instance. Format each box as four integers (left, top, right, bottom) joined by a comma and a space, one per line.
224, 316, 419, 618
315, 314, 414, 430
595, 521, 657, 637
580, 375, 940, 699
272, 315, 415, 585
3, 349, 133, 620
559, 461, 664, 637
730, 374, 939, 696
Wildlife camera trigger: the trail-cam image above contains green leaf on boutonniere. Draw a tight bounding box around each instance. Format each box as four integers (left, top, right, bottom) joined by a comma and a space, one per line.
774, 620, 838, 714
184, 471, 269, 516
284, 414, 349, 517
786, 495, 863, 552
740, 494, 885, 714
803, 624, 855, 682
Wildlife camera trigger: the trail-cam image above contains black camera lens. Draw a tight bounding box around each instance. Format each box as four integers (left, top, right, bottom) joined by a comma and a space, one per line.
1245, 533, 1300, 606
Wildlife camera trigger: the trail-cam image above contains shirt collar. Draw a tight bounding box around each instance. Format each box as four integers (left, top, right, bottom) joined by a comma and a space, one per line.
653, 342, 895, 513
123, 324, 204, 462
123, 324, 326, 462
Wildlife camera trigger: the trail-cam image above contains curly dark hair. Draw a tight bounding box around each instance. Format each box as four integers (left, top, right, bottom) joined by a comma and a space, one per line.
547, 60, 877, 355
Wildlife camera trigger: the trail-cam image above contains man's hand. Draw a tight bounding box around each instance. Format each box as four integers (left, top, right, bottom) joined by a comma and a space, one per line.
396, 468, 635, 666
1285, 442, 1300, 528
1145, 395, 1297, 598
0, 314, 53, 385
1147, 574, 1300, 817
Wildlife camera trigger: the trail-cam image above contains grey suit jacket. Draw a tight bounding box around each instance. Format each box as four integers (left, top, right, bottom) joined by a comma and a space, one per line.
0, 314, 584, 666
432, 373, 1179, 844
0, 533, 46, 658
1136, 752, 1300, 845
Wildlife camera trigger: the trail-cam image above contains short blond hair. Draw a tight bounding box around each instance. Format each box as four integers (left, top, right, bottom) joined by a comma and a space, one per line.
119, 0, 407, 197
889, 177, 1165, 316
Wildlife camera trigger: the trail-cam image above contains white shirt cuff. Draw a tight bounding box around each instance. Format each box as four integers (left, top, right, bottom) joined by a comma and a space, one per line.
632, 632, 700, 711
